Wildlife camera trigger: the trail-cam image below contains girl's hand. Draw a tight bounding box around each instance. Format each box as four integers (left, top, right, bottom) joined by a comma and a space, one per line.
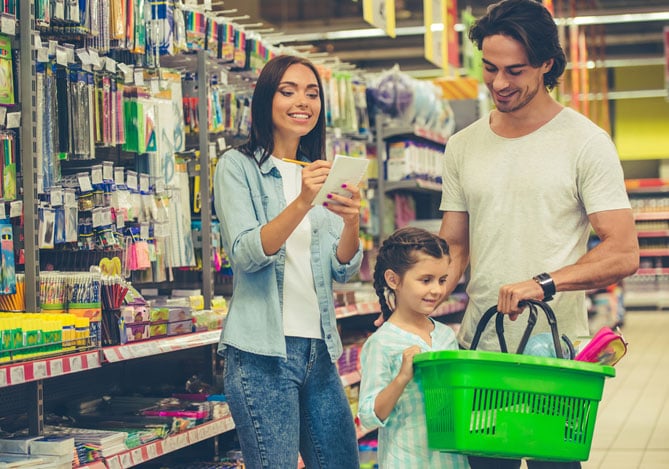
298, 160, 331, 206
397, 345, 422, 385
323, 182, 362, 226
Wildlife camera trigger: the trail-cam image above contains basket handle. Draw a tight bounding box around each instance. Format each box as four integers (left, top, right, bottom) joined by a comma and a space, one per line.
470, 299, 566, 358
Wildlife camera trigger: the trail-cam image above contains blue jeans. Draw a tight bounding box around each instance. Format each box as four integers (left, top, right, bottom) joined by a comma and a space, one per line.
223, 337, 360, 469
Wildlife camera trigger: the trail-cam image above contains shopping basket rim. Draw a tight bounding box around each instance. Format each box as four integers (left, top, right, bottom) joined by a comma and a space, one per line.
413, 349, 615, 378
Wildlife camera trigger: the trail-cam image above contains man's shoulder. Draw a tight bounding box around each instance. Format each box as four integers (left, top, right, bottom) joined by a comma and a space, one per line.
449, 114, 489, 141
556, 107, 608, 135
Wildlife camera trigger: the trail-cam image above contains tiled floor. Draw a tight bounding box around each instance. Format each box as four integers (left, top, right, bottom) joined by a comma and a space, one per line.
582, 310, 669, 469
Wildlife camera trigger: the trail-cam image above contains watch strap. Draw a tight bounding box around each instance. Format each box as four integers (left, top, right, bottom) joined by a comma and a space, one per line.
533, 272, 556, 301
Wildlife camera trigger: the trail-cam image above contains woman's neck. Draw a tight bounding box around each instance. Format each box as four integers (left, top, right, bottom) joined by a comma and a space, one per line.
271, 138, 299, 160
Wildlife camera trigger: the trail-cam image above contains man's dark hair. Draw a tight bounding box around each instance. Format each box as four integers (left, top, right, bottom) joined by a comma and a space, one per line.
469, 0, 566, 89
239, 55, 326, 166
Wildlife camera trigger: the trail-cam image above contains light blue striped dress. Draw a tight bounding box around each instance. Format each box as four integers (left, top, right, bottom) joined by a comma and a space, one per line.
358, 319, 470, 469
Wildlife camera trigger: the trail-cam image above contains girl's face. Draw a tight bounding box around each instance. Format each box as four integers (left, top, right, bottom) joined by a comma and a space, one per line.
389, 252, 449, 318
272, 63, 321, 144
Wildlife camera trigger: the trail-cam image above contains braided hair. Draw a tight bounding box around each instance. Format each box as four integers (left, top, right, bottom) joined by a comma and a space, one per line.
373, 227, 450, 323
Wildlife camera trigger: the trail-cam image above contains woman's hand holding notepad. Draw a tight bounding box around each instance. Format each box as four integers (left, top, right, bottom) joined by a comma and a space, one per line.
312, 155, 369, 206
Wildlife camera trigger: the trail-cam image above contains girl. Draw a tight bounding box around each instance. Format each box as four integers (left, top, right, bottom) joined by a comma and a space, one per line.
213, 55, 362, 468
358, 226, 469, 468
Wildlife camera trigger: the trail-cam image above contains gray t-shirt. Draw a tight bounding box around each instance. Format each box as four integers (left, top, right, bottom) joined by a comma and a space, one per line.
440, 107, 631, 351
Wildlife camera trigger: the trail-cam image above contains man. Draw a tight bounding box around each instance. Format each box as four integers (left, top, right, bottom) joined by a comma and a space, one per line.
438, 0, 639, 468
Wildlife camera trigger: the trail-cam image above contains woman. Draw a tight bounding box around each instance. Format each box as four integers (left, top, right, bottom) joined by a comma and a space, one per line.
213, 54, 362, 468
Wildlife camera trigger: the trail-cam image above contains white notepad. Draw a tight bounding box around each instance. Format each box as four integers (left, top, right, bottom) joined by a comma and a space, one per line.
312, 154, 370, 206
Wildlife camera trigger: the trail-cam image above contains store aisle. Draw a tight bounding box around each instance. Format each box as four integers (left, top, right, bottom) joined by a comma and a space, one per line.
583, 311, 669, 469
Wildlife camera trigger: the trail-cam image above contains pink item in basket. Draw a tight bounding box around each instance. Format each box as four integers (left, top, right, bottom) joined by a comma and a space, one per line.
575, 326, 628, 366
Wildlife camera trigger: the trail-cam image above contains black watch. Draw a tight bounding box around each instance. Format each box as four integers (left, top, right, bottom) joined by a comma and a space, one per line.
533, 273, 556, 301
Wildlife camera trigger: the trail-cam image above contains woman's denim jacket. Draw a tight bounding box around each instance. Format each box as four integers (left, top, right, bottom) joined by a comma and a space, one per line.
213, 148, 363, 362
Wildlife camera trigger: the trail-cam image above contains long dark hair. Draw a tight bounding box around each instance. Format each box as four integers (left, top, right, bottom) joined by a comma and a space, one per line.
373, 227, 450, 322
239, 55, 327, 166
468, 0, 566, 90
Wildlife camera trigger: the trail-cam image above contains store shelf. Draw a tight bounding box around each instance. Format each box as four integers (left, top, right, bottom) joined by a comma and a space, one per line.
77, 462, 107, 469
101, 415, 235, 469
637, 230, 669, 238
340, 370, 361, 387
102, 330, 221, 363
623, 290, 669, 310
384, 179, 442, 194
639, 249, 669, 257
382, 126, 448, 145
637, 268, 669, 275
0, 350, 101, 388
335, 302, 380, 319
634, 211, 669, 221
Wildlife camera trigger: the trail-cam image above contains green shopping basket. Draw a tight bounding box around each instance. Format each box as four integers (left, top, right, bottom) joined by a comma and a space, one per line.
413, 299, 616, 462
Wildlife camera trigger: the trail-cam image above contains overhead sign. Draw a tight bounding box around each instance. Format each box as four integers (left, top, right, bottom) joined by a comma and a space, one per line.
461, 8, 482, 81
423, 0, 459, 73
363, 0, 396, 38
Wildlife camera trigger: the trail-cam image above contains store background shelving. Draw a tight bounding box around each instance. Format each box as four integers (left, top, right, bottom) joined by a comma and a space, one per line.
623, 180, 669, 310
1, 0, 667, 468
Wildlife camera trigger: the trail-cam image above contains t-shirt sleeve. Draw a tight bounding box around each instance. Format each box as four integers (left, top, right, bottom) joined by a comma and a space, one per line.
440, 137, 468, 212
577, 131, 631, 215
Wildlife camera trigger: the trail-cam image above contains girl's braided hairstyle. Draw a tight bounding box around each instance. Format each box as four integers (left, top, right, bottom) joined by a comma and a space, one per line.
373, 227, 450, 323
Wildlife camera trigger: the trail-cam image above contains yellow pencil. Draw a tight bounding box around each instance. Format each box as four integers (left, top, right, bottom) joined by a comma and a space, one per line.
282, 158, 310, 167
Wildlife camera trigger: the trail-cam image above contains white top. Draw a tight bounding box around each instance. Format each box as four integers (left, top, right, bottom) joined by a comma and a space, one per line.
440, 108, 631, 351
357, 319, 469, 469
273, 157, 321, 339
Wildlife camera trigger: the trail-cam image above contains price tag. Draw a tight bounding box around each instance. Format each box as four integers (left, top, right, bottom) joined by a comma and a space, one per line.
114, 168, 125, 186
36, 46, 50, 63
131, 448, 144, 464
9, 200, 22, 218
76, 48, 91, 65
139, 174, 150, 193
105, 57, 117, 73
92, 207, 103, 228
1, 15, 16, 36
77, 172, 93, 193
0, 369, 6, 387
118, 347, 134, 360
134, 70, 145, 86
119, 452, 133, 467
50, 187, 64, 207
126, 171, 138, 191
33, 362, 48, 379
0, 203, 6, 220
140, 223, 150, 241
106, 456, 121, 469
146, 444, 159, 459
103, 162, 114, 181
91, 165, 103, 185
69, 355, 83, 372
50, 359, 64, 376
6, 112, 20, 129
175, 433, 189, 449
9, 366, 25, 385
55, 46, 69, 66
88, 48, 101, 69
64, 189, 76, 206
